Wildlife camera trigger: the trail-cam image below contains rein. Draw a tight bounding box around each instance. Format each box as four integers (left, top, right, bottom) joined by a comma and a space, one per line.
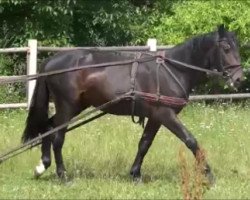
0, 57, 156, 84
0, 53, 228, 85
0, 51, 239, 164
0, 95, 129, 164
165, 57, 223, 76
0, 89, 187, 164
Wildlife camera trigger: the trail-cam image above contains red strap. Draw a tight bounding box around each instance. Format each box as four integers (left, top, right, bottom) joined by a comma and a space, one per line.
134, 91, 188, 107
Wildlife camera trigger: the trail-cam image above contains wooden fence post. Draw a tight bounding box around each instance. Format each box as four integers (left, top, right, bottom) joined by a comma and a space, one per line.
27, 39, 37, 109
147, 38, 157, 51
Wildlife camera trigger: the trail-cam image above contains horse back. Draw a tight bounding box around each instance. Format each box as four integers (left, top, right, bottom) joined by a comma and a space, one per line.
41, 50, 139, 107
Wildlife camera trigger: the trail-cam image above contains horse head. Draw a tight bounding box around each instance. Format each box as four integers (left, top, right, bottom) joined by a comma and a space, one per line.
207, 24, 243, 89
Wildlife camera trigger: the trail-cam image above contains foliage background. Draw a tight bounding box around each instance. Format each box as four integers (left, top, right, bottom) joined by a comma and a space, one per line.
0, 0, 249, 101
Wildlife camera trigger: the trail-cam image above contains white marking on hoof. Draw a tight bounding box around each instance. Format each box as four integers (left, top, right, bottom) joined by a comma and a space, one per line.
34, 160, 46, 178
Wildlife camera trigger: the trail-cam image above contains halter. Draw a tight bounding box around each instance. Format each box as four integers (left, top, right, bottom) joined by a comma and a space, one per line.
217, 39, 242, 82
162, 39, 242, 85
151, 41, 242, 102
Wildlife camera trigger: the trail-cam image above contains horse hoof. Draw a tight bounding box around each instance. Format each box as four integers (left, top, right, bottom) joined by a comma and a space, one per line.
204, 172, 216, 188
130, 173, 142, 183
133, 176, 143, 184
57, 170, 68, 181
34, 169, 41, 179
34, 160, 46, 178
208, 173, 216, 186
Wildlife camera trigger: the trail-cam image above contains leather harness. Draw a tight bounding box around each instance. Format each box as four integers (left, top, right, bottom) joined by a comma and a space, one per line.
129, 51, 188, 126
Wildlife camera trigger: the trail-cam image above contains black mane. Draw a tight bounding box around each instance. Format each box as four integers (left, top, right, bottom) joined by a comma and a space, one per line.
168, 31, 219, 68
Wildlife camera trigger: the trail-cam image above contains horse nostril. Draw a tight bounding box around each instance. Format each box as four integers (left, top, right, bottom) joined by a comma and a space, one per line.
234, 78, 242, 87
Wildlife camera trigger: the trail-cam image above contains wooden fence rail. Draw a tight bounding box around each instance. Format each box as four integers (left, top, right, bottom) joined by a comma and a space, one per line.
37, 45, 173, 52
0, 39, 249, 109
0, 47, 29, 53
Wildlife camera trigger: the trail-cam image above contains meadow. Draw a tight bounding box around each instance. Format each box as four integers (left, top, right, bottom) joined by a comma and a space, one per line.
0, 102, 250, 199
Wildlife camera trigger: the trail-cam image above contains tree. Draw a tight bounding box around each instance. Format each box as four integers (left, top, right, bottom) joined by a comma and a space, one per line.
143, 1, 250, 66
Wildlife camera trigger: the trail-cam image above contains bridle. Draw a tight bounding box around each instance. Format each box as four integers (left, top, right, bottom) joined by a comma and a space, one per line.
216, 39, 242, 81
157, 39, 241, 80
151, 39, 242, 99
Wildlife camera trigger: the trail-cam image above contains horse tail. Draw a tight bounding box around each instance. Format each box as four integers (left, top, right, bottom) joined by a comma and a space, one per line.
21, 76, 49, 143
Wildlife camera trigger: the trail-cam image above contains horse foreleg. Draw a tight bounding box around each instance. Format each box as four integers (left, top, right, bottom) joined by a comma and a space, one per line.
34, 117, 54, 178
130, 118, 161, 181
159, 109, 215, 185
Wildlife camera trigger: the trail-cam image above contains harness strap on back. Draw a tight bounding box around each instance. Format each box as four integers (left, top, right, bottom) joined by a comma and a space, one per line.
130, 61, 139, 93
156, 51, 166, 100
161, 62, 188, 99
156, 51, 188, 99
130, 52, 145, 127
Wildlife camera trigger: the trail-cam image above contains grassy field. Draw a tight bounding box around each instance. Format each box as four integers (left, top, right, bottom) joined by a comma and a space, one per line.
0, 102, 250, 199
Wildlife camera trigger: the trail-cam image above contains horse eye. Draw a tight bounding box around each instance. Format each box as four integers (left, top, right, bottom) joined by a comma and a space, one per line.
222, 43, 230, 52
224, 44, 230, 50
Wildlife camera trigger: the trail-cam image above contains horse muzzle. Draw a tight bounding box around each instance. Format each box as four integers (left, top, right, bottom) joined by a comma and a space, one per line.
224, 65, 244, 90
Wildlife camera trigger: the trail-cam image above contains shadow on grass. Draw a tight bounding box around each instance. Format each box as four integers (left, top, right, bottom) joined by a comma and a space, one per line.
34, 162, 180, 185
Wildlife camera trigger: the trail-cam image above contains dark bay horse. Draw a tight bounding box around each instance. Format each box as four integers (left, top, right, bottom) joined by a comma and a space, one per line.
22, 25, 243, 183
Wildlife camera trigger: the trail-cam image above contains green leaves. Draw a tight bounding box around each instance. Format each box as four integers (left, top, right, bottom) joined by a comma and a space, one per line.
148, 1, 250, 47
0, 0, 249, 94
0, 0, 249, 47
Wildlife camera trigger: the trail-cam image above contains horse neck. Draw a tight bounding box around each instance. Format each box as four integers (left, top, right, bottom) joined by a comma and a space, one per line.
166, 42, 211, 93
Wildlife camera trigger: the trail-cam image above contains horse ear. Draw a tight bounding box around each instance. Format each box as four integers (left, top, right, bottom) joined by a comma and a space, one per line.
218, 24, 226, 38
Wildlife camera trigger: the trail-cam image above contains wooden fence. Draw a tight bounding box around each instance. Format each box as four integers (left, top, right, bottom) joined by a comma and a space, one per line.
0, 39, 249, 109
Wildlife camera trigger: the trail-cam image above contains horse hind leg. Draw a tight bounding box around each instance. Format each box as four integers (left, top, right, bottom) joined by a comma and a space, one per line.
34, 117, 54, 178
52, 100, 84, 179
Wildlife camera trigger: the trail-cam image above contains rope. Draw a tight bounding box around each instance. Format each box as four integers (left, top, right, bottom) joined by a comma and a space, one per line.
0, 90, 188, 164
164, 57, 223, 76
0, 53, 228, 164
0, 55, 225, 85
0, 57, 157, 84
0, 95, 129, 164
0, 112, 107, 164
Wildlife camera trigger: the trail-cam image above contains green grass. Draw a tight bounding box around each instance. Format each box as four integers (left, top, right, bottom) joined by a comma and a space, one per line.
1, 102, 250, 199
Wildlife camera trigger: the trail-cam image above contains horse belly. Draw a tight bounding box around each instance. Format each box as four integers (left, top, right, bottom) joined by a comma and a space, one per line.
81, 67, 131, 109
